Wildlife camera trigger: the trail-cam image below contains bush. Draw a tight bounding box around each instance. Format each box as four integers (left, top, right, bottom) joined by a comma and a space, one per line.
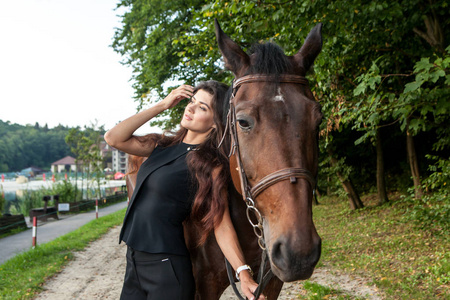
16, 189, 46, 216
51, 180, 81, 203
404, 156, 450, 233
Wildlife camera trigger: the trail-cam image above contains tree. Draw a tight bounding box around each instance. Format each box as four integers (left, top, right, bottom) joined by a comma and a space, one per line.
113, 0, 211, 125
65, 123, 106, 200
354, 47, 450, 199
0, 120, 72, 172
327, 148, 365, 209
112, 0, 449, 208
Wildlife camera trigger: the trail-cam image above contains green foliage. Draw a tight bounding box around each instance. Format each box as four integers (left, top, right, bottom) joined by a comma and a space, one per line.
0, 121, 73, 172
112, 0, 450, 203
51, 180, 81, 203
14, 189, 47, 216
8, 181, 79, 216
403, 155, 450, 232
351, 46, 450, 200
65, 122, 106, 200
113, 0, 212, 112
354, 46, 449, 141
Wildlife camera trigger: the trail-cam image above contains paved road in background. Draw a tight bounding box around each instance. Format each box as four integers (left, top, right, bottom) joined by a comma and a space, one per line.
0, 201, 128, 264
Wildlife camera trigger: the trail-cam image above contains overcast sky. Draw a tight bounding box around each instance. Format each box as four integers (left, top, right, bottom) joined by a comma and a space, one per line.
0, 0, 158, 134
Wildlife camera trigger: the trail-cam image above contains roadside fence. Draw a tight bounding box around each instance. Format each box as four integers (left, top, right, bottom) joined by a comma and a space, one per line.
0, 192, 127, 248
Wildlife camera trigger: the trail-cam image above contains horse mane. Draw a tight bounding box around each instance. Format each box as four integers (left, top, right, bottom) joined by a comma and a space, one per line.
248, 42, 292, 75
222, 88, 232, 127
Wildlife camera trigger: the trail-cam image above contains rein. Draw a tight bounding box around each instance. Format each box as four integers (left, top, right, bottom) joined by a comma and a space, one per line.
221, 74, 316, 299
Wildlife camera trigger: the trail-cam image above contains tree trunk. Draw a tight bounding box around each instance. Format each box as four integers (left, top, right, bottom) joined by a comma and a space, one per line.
328, 149, 364, 210
376, 129, 389, 205
406, 118, 423, 199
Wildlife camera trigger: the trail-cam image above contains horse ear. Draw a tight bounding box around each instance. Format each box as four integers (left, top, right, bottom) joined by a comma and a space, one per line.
214, 19, 250, 77
293, 23, 323, 72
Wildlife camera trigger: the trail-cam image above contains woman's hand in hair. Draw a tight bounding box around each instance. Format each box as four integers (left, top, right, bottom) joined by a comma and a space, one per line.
104, 85, 193, 156
161, 84, 194, 110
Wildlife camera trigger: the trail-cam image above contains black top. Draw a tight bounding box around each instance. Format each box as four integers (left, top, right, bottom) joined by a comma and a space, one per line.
119, 142, 197, 256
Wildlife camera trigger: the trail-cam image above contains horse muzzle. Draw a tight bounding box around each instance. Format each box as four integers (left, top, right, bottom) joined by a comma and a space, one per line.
269, 234, 322, 282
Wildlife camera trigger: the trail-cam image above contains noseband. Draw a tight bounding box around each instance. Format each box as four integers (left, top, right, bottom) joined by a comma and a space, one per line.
221, 74, 317, 299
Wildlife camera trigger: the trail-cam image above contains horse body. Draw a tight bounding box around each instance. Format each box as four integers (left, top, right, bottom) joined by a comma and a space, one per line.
125, 20, 323, 299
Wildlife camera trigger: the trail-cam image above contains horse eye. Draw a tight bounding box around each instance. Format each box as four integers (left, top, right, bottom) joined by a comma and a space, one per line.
237, 119, 251, 130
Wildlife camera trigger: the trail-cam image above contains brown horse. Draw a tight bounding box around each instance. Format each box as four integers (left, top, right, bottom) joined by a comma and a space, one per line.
125, 20, 323, 299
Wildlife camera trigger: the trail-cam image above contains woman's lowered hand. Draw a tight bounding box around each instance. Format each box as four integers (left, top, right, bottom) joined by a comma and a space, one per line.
239, 270, 266, 300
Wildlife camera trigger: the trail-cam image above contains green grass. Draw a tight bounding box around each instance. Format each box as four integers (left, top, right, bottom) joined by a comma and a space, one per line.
1, 194, 448, 299
0, 208, 126, 300
307, 194, 449, 299
297, 281, 365, 300
0, 227, 28, 239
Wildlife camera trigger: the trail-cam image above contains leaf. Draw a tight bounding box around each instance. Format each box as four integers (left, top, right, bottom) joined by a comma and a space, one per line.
442, 57, 450, 68
430, 69, 446, 83
368, 75, 381, 89
354, 83, 367, 96
414, 57, 432, 72
408, 118, 422, 132
404, 81, 422, 93
367, 112, 380, 124
355, 132, 371, 145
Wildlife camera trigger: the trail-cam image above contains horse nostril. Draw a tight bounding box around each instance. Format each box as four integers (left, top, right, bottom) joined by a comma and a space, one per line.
271, 240, 289, 271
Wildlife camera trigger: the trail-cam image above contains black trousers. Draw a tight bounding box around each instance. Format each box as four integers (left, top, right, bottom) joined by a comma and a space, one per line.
120, 247, 195, 300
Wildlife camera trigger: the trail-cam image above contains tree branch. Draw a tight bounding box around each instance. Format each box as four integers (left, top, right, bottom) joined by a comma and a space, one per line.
380, 73, 413, 78
413, 14, 445, 53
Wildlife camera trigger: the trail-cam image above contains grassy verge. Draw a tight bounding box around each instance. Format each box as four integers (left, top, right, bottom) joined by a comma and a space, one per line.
1, 195, 448, 299
0, 227, 28, 239
0, 208, 126, 300
298, 281, 365, 299
304, 194, 449, 299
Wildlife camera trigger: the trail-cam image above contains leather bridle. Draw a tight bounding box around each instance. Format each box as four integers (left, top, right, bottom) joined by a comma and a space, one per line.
220, 74, 317, 299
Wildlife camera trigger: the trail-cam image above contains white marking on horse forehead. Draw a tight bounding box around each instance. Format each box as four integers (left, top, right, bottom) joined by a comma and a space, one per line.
273, 87, 284, 102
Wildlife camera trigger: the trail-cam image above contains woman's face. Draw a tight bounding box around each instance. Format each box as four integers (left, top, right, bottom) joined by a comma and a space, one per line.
180, 89, 216, 134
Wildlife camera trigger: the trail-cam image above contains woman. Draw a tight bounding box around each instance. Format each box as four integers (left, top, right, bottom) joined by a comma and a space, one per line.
105, 81, 264, 300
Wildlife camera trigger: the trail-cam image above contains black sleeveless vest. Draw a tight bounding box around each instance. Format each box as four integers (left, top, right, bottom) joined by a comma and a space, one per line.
119, 142, 197, 256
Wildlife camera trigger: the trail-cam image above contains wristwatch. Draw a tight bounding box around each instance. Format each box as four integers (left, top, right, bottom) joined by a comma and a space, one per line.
235, 264, 254, 281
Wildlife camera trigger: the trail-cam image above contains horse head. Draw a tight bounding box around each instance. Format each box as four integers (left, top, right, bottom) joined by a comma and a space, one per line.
215, 20, 323, 282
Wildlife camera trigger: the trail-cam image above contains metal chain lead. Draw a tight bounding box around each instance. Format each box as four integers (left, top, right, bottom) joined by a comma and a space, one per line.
244, 196, 266, 250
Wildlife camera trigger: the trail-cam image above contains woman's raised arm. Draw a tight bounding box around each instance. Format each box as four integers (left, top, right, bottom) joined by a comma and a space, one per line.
104, 85, 193, 157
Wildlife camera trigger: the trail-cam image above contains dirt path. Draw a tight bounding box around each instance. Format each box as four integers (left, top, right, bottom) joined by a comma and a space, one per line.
33, 226, 383, 299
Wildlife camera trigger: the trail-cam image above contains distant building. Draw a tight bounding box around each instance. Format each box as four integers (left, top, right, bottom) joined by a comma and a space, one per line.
20, 166, 44, 177
51, 156, 77, 173
112, 148, 128, 174
100, 138, 128, 174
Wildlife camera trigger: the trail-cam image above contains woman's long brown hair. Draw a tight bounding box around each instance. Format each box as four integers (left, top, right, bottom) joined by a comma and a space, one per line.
128, 81, 230, 245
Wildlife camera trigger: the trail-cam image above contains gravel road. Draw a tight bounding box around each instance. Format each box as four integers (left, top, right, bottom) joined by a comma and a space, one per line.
33, 226, 383, 299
